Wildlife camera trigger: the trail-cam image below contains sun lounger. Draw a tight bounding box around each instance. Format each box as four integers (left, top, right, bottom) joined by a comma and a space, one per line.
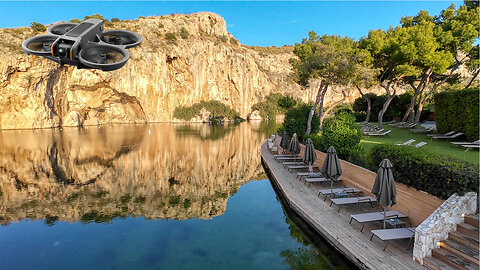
318, 187, 362, 200
303, 177, 341, 186
414, 142, 427, 148
367, 130, 391, 136
350, 211, 407, 232
410, 126, 435, 133
427, 131, 454, 137
370, 227, 417, 251
288, 165, 318, 171
388, 121, 400, 126
282, 161, 305, 167
451, 139, 480, 146
395, 139, 416, 146
398, 123, 416, 129
268, 142, 274, 149
432, 132, 463, 140
329, 196, 377, 212
273, 154, 298, 160
462, 144, 480, 150
275, 156, 303, 161
296, 172, 323, 179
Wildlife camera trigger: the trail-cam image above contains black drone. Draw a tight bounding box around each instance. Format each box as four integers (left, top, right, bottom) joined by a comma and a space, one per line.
22, 19, 142, 71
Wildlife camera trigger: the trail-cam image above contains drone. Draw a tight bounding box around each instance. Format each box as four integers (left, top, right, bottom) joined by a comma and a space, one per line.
22, 19, 142, 71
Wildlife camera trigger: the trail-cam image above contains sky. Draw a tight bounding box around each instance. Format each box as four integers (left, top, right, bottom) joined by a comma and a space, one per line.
0, 1, 462, 47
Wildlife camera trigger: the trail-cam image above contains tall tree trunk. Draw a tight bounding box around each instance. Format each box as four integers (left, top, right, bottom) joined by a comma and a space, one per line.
378, 80, 399, 129
305, 80, 327, 135
355, 85, 371, 123
320, 89, 347, 124
403, 70, 431, 123
465, 69, 479, 89
315, 83, 329, 130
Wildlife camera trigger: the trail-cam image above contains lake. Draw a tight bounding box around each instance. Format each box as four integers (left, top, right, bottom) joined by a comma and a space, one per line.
0, 122, 353, 269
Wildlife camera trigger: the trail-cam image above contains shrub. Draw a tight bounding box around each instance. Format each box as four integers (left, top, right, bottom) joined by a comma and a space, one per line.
251, 93, 296, 120
319, 112, 363, 161
30, 22, 46, 32
281, 104, 319, 140
70, 18, 82, 23
84, 14, 104, 20
332, 103, 353, 115
434, 89, 479, 141
173, 100, 240, 121
180, 27, 189, 39
111, 18, 120, 22
158, 23, 164, 28
278, 95, 297, 109
230, 38, 239, 45
217, 35, 228, 43
370, 144, 479, 199
165, 32, 177, 43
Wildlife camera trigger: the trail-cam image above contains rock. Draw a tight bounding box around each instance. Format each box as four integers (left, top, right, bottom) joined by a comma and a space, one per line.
0, 12, 389, 129
248, 110, 262, 121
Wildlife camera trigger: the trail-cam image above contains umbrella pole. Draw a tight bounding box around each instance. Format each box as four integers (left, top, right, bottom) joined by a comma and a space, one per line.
330, 178, 333, 196
383, 206, 386, 229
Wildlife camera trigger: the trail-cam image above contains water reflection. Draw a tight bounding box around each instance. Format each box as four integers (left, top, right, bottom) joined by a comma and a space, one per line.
0, 123, 269, 225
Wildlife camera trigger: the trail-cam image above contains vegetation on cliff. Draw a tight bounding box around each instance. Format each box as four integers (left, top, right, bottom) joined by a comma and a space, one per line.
173, 100, 241, 121
251, 93, 297, 120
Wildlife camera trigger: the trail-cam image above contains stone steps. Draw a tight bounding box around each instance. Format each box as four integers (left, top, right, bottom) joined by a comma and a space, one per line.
424, 214, 480, 270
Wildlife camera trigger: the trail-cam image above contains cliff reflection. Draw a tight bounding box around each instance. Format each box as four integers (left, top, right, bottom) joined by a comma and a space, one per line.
0, 123, 270, 225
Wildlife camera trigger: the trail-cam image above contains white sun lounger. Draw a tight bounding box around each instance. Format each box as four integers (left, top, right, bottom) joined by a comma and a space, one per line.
370, 227, 417, 251
432, 132, 463, 140
330, 196, 377, 212
395, 139, 415, 146
350, 211, 408, 232
462, 144, 480, 150
367, 130, 391, 136
451, 139, 480, 146
427, 131, 454, 137
410, 126, 435, 133
318, 187, 362, 200
414, 142, 427, 148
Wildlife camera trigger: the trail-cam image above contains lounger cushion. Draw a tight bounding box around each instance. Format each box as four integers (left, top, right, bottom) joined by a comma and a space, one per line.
371, 227, 417, 241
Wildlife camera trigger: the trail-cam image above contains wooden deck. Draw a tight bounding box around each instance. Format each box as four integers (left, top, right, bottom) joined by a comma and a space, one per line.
261, 139, 443, 270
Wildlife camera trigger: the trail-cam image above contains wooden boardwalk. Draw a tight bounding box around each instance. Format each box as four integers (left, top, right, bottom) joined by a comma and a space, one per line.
261, 140, 429, 270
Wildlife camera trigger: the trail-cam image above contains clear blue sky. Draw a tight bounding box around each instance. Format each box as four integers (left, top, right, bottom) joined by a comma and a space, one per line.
0, 1, 461, 46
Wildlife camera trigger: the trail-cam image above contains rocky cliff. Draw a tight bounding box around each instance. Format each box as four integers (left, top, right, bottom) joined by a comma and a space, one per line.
0, 12, 370, 129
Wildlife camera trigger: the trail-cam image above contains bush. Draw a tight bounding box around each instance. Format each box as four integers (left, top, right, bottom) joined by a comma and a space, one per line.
251, 93, 296, 120
111, 18, 120, 22
180, 27, 189, 39
70, 18, 82, 23
30, 22, 46, 32
434, 89, 479, 141
173, 100, 240, 121
217, 35, 228, 43
332, 103, 353, 115
318, 112, 363, 161
370, 144, 479, 199
230, 38, 239, 45
281, 104, 319, 140
278, 96, 297, 109
84, 14, 104, 20
165, 32, 177, 43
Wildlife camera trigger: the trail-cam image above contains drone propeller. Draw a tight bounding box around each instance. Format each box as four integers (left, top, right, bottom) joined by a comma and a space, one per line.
47, 22, 79, 35
79, 44, 128, 71
100, 30, 142, 49
22, 35, 58, 56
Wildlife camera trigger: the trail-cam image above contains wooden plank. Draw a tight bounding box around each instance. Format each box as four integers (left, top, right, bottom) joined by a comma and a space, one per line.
261, 140, 429, 270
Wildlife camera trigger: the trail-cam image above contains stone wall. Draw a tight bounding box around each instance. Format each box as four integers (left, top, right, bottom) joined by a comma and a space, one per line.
413, 192, 478, 265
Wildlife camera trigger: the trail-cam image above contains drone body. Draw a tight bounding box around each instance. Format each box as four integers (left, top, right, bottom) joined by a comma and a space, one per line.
22, 19, 142, 71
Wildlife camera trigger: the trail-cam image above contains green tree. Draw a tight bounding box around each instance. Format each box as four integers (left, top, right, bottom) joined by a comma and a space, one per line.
290, 32, 359, 134
282, 104, 320, 140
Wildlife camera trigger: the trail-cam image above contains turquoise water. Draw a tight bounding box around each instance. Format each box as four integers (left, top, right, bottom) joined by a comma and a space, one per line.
0, 122, 352, 269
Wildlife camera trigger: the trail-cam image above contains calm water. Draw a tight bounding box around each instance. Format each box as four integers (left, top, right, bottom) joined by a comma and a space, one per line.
0, 122, 352, 269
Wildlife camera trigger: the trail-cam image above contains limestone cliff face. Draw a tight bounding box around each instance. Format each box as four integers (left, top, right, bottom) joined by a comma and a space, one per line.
0, 12, 372, 129
0, 123, 268, 224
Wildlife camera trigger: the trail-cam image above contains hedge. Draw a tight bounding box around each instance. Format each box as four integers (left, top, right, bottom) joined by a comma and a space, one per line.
370, 144, 479, 199
434, 89, 479, 141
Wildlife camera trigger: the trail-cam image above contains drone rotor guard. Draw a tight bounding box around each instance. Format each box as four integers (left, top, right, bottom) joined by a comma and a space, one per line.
47, 22, 79, 36
100, 30, 142, 49
22, 34, 60, 56
78, 43, 129, 71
